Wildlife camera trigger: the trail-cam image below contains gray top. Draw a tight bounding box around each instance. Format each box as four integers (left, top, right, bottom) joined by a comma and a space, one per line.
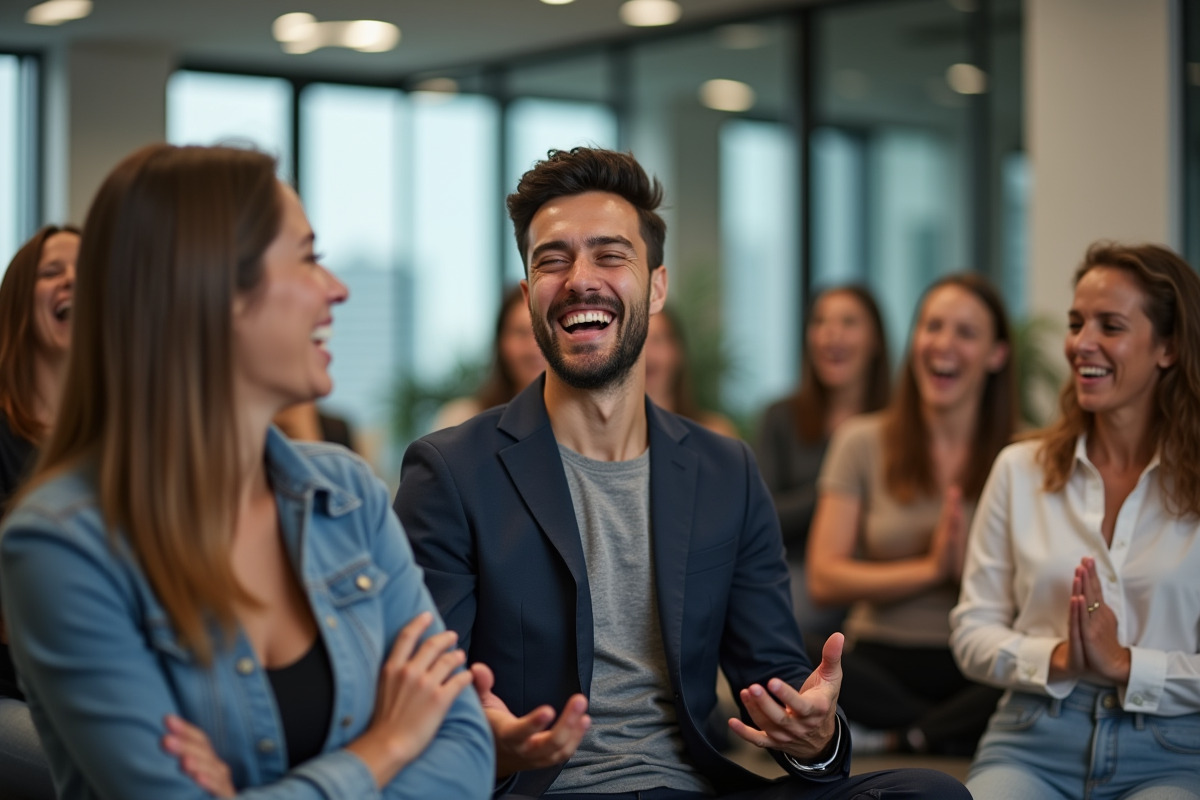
547, 445, 711, 795
819, 413, 975, 648
754, 398, 829, 561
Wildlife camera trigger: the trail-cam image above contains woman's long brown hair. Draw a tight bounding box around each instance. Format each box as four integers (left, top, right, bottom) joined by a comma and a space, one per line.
28, 144, 282, 663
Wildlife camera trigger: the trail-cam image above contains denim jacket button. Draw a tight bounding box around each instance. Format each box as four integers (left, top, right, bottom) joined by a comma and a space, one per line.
340, 715, 353, 728
257, 738, 276, 754
236, 658, 255, 675
355, 574, 373, 591
1102, 694, 1117, 709
325, 615, 338, 629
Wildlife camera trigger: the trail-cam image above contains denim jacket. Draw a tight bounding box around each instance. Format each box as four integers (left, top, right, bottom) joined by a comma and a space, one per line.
0, 429, 493, 799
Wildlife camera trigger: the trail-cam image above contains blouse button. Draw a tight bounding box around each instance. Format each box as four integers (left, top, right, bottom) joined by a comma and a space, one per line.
257, 738, 276, 754
355, 574, 373, 591
325, 615, 338, 629
1131, 695, 1144, 706
236, 658, 255, 675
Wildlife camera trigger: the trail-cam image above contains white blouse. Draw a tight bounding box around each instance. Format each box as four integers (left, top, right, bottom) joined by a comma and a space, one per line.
950, 436, 1200, 717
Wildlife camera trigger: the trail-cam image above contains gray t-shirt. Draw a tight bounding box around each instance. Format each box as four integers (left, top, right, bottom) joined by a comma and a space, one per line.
546, 444, 712, 795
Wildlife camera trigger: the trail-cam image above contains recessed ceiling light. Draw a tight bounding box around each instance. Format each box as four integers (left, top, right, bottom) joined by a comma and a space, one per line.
273, 13, 400, 55
25, 0, 92, 26
699, 79, 755, 113
541, 0, 576, 4
619, 0, 681, 28
946, 63, 987, 95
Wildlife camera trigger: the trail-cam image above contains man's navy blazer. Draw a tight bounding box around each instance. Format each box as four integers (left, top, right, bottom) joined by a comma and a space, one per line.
395, 377, 849, 797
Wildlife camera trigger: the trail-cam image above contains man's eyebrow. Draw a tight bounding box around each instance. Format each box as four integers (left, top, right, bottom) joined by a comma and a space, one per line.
530, 240, 571, 263
586, 235, 635, 250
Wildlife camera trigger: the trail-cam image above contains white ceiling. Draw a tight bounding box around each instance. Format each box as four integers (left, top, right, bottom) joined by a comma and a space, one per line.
0, 0, 818, 81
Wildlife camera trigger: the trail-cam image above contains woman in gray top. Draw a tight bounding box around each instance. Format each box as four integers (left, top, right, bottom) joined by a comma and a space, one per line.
754, 286, 889, 642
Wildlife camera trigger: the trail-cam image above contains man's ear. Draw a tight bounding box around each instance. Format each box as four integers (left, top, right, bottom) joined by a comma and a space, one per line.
649, 265, 668, 314
520, 279, 530, 306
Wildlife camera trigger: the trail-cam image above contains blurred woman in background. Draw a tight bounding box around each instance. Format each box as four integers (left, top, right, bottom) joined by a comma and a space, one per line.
755, 285, 889, 640
807, 273, 1013, 756
644, 306, 737, 437
0, 144, 492, 799
432, 283, 546, 431
0, 223, 78, 800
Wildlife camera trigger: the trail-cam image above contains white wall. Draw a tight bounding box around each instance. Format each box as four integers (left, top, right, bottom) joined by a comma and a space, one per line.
1025, 0, 1175, 324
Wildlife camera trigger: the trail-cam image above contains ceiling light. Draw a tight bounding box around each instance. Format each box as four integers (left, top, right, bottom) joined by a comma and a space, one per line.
25, 0, 92, 26
412, 77, 459, 104
340, 20, 401, 53
273, 13, 400, 55
541, 0, 576, 4
273, 12, 317, 43
699, 79, 755, 113
946, 63, 987, 94
619, 0, 681, 28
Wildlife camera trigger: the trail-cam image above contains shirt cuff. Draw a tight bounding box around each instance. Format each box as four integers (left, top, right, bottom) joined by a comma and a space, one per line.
782, 715, 843, 773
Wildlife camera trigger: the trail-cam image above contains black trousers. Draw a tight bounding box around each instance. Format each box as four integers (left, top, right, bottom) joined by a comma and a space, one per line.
837, 640, 1003, 756
508, 767, 970, 798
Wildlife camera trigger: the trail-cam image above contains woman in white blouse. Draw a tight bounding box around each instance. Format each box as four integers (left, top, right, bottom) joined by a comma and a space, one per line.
951, 242, 1200, 799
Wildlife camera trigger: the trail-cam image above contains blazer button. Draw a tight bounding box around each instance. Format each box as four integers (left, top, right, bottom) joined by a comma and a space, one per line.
355, 574, 373, 591
325, 615, 338, 629
236, 658, 255, 675
340, 715, 354, 728
257, 738, 276, 754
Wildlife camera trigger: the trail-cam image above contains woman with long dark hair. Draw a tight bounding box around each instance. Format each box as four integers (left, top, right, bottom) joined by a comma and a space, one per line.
807, 273, 1013, 755
755, 286, 890, 638
0, 223, 78, 799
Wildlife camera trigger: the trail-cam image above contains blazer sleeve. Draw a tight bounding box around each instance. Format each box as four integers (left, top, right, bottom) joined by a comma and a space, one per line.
393, 437, 480, 653
718, 441, 850, 781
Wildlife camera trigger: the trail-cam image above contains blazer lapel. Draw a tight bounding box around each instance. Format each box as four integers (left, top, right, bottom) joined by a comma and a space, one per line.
497, 379, 595, 693
647, 401, 697, 683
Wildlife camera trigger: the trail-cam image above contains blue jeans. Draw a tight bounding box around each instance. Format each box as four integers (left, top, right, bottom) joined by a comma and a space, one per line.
968, 683, 1200, 800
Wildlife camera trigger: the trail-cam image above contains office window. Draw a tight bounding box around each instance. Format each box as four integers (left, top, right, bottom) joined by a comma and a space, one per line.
299, 84, 405, 464
0, 53, 39, 269
167, 71, 293, 181
720, 119, 799, 417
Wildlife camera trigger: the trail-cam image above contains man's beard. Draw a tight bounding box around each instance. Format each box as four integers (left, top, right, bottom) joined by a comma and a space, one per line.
532, 290, 650, 391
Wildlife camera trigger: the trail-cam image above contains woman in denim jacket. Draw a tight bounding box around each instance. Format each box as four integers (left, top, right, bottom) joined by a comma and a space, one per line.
0, 144, 494, 799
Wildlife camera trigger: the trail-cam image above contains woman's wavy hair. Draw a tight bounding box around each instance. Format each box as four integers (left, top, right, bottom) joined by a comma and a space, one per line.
0, 225, 81, 442
29, 144, 282, 663
1037, 242, 1200, 515
882, 272, 1017, 503
790, 285, 891, 443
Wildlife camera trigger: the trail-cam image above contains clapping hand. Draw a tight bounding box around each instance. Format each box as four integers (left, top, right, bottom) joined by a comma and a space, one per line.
1050, 557, 1130, 685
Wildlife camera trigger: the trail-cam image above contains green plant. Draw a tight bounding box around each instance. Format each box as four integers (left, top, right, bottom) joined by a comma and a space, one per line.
1012, 314, 1066, 428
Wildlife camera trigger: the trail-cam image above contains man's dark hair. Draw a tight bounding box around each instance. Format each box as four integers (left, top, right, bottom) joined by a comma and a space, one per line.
506, 147, 667, 272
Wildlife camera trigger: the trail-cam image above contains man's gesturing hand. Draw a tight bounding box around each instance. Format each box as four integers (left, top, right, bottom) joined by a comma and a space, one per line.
728, 632, 843, 763
470, 662, 591, 779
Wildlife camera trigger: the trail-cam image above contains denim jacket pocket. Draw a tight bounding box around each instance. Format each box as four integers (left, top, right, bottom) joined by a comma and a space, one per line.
988, 693, 1047, 732
1148, 715, 1200, 754
326, 558, 388, 607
